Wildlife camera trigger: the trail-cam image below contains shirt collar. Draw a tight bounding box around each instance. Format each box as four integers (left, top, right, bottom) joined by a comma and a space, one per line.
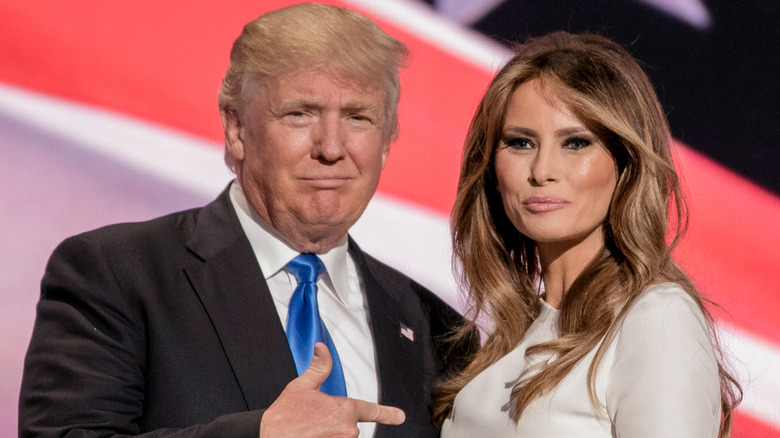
229, 181, 351, 304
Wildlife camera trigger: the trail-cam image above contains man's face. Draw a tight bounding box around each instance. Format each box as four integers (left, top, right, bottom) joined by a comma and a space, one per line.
222, 69, 390, 252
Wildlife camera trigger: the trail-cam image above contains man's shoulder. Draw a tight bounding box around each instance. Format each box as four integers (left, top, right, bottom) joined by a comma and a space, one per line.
349, 241, 446, 306
65, 205, 202, 249
356, 247, 417, 286
349, 240, 467, 332
350, 241, 478, 376
60, 187, 234, 253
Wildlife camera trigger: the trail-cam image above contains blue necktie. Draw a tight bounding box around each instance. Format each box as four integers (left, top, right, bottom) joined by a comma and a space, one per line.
285, 253, 347, 396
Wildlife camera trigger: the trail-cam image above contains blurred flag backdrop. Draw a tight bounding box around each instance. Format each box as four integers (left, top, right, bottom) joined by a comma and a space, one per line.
1, 0, 778, 436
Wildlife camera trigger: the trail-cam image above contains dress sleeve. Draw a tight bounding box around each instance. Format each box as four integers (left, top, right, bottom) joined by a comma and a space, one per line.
19, 233, 262, 437
604, 284, 722, 438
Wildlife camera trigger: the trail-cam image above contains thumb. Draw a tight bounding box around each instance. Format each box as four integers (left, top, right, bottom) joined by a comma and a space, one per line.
290, 343, 333, 391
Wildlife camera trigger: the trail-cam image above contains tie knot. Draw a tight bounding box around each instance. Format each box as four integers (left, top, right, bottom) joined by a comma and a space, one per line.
286, 253, 325, 284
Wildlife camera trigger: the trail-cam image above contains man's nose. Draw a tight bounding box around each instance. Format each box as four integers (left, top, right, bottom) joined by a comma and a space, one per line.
312, 115, 347, 162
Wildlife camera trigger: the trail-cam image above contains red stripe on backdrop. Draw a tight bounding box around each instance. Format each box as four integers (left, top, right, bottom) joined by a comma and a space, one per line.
673, 144, 780, 344
732, 410, 780, 438
374, 23, 490, 215
0, 0, 246, 140
0, 0, 487, 214
2, 0, 779, 431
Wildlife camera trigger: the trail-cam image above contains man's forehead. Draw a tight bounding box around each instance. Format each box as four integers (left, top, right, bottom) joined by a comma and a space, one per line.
260, 70, 384, 106
274, 98, 380, 112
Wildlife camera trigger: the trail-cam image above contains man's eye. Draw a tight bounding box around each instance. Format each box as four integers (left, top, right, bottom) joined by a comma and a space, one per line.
345, 114, 374, 129
281, 111, 315, 127
347, 113, 373, 123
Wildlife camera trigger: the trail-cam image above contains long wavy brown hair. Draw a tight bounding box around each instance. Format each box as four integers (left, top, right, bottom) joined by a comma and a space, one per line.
433, 31, 741, 436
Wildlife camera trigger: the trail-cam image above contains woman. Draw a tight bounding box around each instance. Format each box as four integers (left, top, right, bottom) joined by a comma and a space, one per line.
435, 32, 740, 437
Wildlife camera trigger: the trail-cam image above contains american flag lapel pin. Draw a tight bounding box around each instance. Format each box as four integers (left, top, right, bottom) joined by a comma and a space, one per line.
400, 322, 414, 342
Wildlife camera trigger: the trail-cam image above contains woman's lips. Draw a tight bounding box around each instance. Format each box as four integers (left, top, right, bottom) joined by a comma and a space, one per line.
522, 196, 570, 213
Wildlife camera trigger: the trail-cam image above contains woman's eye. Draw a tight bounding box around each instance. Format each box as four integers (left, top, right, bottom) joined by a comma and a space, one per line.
504, 137, 533, 149
564, 137, 592, 150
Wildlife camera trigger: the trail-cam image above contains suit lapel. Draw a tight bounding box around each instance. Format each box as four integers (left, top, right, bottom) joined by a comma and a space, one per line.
183, 188, 297, 410
349, 241, 426, 423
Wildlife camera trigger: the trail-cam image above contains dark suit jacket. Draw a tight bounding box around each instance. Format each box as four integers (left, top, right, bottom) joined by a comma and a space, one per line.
19, 187, 473, 437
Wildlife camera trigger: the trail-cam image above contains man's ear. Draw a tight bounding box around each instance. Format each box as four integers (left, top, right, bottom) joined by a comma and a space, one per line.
221, 106, 245, 162
380, 143, 390, 169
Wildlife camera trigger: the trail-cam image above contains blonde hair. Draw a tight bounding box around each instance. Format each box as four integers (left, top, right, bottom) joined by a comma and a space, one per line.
218, 2, 408, 171
434, 31, 740, 436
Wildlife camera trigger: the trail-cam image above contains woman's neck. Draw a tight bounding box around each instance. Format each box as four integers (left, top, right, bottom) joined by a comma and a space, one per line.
538, 227, 606, 309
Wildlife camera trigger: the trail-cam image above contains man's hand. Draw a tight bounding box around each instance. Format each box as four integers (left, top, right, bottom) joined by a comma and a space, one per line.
259, 343, 405, 438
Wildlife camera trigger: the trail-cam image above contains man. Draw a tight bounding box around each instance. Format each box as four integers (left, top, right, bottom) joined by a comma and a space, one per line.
19, 3, 473, 437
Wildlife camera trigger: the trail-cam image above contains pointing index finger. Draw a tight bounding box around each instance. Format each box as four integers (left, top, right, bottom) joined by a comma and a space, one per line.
353, 399, 405, 425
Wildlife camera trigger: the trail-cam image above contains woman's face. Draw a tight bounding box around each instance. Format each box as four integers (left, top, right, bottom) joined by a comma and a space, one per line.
494, 79, 617, 249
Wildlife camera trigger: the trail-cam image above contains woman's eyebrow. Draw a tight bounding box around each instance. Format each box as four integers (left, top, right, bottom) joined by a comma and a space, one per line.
503, 126, 538, 139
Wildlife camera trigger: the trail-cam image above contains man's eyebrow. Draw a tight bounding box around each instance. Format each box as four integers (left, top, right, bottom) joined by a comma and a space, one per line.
272, 99, 379, 114
274, 99, 324, 111
340, 102, 379, 113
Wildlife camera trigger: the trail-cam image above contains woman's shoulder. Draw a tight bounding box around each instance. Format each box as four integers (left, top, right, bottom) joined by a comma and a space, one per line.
603, 288, 721, 434
626, 282, 705, 322
616, 282, 711, 348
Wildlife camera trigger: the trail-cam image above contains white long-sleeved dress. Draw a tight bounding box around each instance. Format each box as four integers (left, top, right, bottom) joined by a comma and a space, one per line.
441, 283, 722, 438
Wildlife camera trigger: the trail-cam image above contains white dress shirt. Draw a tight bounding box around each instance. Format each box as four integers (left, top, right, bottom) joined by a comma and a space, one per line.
441, 282, 721, 438
230, 182, 379, 438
